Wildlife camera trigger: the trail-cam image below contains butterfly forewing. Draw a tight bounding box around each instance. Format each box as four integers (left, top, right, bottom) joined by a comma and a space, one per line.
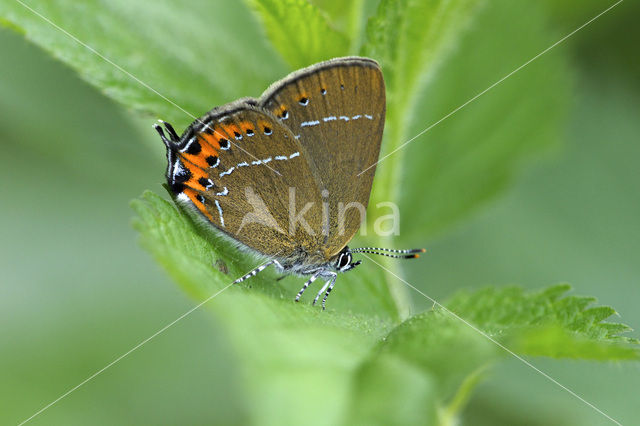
168, 101, 325, 259
260, 57, 385, 257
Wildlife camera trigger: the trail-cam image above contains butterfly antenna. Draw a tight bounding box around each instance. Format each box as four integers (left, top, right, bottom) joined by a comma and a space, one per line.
352, 247, 425, 259
352, 247, 425, 254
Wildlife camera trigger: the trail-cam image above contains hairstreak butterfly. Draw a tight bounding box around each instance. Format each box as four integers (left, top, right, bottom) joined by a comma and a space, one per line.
154, 57, 424, 309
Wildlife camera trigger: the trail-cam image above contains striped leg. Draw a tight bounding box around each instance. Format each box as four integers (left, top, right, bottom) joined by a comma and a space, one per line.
295, 272, 320, 302
312, 273, 337, 310
233, 260, 282, 284
321, 274, 339, 310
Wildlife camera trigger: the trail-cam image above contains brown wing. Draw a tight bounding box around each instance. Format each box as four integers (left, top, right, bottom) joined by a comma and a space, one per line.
259, 57, 386, 257
165, 100, 325, 260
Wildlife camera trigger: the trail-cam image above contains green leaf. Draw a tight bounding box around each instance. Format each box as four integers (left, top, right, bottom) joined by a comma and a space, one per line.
345, 282, 638, 425
132, 191, 638, 424
347, 352, 439, 426
309, 0, 370, 52
132, 191, 396, 426
245, 0, 350, 69
363, 0, 480, 120
400, 0, 571, 241
0, 0, 288, 130
363, 0, 482, 209
346, 311, 496, 426
515, 326, 639, 361
376, 0, 571, 242
446, 284, 640, 360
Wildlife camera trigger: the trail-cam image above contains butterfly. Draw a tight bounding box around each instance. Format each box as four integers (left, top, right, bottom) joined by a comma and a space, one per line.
154, 57, 423, 309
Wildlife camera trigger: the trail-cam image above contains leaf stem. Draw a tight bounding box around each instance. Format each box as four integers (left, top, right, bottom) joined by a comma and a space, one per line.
437, 365, 488, 426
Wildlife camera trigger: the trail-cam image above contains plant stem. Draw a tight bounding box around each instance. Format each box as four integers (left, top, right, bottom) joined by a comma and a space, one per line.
371, 104, 414, 321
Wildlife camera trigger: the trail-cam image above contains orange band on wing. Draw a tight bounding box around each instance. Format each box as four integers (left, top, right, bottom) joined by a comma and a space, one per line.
178, 138, 217, 170
178, 157, 212, 189
238, 121, 255, 135
256, 120, 272, 133
221, 123, 242, 139
182, 188, 213, 221
199, 132, 222, 151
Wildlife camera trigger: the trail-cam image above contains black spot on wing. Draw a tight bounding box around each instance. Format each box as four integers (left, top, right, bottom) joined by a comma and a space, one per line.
185, 140, 201, 155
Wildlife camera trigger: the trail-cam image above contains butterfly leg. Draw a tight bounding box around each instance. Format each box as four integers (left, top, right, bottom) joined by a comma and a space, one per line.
312, 272, 338, 310
232, 260, 283, 284
295, 272, 321, 302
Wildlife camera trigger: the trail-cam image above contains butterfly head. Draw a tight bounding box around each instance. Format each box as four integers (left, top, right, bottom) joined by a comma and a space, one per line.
342, 246, 426, 269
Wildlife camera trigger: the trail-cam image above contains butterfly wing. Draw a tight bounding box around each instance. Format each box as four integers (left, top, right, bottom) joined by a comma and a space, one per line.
164, 99, 325, 261
259, 57, 385, 257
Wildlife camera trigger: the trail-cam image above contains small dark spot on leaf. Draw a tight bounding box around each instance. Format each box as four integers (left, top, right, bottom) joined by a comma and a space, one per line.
214, 258, 229, 275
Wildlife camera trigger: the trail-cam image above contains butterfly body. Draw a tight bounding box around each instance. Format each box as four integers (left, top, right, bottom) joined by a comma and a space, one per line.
155, 57, 422, 308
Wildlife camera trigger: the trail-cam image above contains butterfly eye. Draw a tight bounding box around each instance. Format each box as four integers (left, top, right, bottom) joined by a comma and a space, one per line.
337, 253, 351, 270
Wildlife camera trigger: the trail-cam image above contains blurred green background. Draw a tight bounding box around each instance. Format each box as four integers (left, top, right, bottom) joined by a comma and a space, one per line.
1, 0, 639, 425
